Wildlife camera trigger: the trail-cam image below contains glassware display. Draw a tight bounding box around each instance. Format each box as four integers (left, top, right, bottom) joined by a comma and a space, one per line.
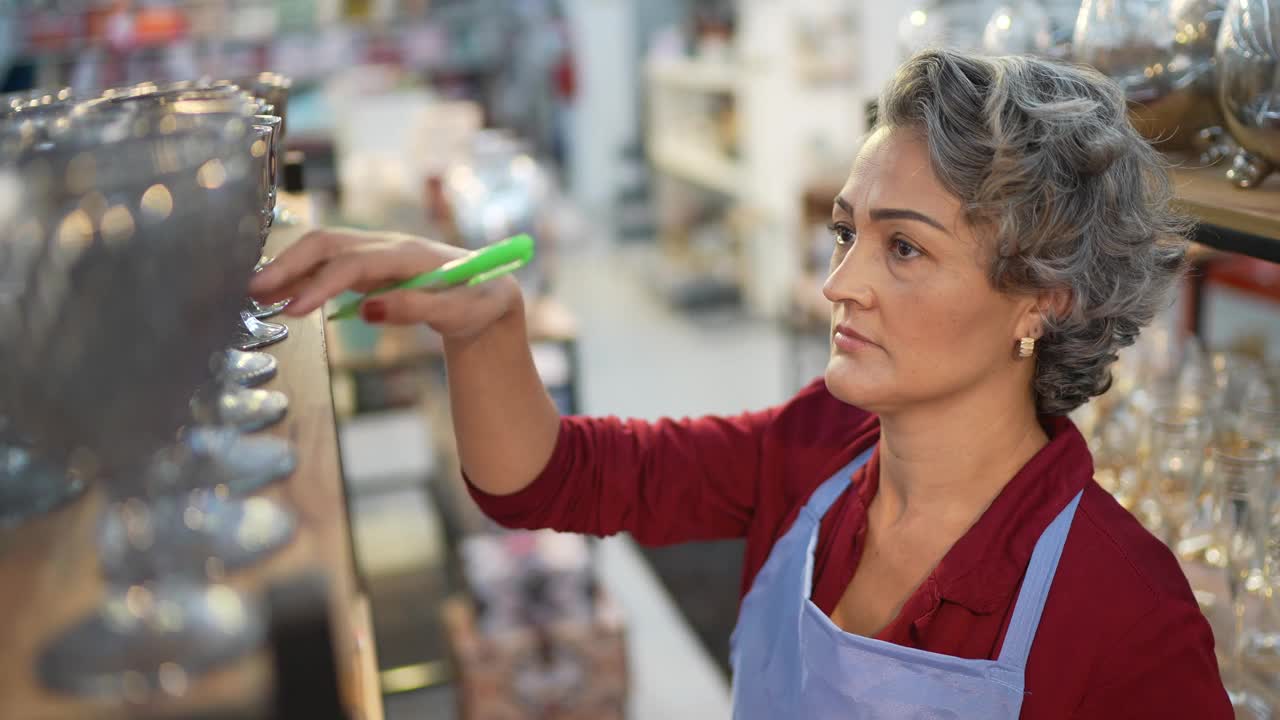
0, 79, 301, 700
1145, 405, 1213, 557
444, 130, 556, 297
1079, 321, 1280, 694
899, 0, 1001, 56
1216, 0, 1280, 188
1090, 399, 1147, 509
243, 112, 292, 321
0, 157, 85, 529
1207, 439, 1275, 716
981, 0, 1077, 57
67, 89, 292, 348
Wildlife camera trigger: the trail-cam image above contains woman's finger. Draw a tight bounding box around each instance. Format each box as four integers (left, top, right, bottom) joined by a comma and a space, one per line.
282, 243, 440, 316
251, 269, 318, 305
249, 229, 351, 297
358, 287, 445, 326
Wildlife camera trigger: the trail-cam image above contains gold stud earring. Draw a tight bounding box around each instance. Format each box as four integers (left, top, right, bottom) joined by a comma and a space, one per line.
1018, 337, 1036, 358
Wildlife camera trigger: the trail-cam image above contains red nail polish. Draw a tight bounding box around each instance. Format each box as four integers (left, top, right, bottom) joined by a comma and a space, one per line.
361, 300, 387, 323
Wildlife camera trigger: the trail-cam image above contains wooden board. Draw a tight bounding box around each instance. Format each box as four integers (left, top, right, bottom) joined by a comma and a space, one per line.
1170, 161, 1280, 244
0, 213, 382, 720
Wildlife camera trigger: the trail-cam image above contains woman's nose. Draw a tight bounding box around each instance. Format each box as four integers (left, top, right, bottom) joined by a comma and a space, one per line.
822, 244, 875, 309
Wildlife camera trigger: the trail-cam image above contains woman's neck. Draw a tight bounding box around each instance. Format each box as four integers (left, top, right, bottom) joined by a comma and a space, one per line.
872, 390, 1049, 533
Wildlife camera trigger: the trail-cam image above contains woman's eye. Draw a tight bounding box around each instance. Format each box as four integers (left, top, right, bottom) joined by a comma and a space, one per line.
828, 223, 855, 247
891, 237, 921, 259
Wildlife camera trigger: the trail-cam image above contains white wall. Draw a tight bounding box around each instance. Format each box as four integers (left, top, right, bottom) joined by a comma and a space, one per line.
857, 0, 908, 101
562, 0, 639, 216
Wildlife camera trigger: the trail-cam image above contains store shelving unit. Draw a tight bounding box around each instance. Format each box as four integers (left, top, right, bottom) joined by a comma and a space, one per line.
648, 136, 741, 197
646, 57, 740, 94
643, 54, 748, 309
640, 1, 867, 317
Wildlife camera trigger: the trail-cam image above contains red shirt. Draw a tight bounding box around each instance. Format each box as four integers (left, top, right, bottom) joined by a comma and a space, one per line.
468, 379, 1230, 718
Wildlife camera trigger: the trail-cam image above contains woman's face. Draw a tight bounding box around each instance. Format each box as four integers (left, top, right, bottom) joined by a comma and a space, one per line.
824, 127, 1036, 415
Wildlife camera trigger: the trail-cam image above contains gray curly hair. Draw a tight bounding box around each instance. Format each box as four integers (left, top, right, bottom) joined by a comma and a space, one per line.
877, 49, 1190, 415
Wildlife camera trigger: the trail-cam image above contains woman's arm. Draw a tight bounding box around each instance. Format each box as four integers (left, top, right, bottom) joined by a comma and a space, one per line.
252, 228, 779, 542
467, 408, 779, 545
443, 298, 561, 496
251, 228, 559, 497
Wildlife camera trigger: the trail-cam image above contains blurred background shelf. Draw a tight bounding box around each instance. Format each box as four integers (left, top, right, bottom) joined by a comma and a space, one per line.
646, 58, 740, 93
648, 138, 741, 197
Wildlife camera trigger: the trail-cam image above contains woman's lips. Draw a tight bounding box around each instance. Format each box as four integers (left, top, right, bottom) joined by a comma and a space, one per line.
833, 324, 879, 353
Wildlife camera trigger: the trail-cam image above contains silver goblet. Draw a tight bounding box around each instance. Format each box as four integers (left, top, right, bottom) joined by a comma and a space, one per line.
64, 101, 297, 483
79, 95, 293, 347
3, 120, 294, 700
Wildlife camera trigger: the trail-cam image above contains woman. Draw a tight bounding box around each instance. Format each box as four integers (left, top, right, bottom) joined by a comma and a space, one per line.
252, 50, 1231, 717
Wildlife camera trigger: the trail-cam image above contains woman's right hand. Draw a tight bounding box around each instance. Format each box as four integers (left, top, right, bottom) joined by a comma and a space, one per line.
248, 228, 523, 341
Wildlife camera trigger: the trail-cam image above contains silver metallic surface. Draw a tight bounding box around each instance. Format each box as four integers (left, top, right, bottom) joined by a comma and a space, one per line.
98, 491, 297, 583
36, 582, 264, 699
1217, 0, 1280, 187
249, 297, 290, 319
191, 385, 289, 434
183, 427, 298, 495
232, 311, 290, 351
1073, 0, 1226, 147
0, 443, 85, 530
221, 349, 277, 387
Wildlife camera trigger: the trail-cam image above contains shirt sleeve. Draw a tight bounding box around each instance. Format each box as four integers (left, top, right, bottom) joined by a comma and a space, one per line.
465, 408, 779, 546
1071, 597, 1232, 719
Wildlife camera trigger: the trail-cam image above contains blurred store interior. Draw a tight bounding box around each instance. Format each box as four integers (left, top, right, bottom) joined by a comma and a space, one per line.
1, 0, 1280, 718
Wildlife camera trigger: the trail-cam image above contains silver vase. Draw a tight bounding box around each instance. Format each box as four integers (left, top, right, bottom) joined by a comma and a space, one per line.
1073, 0, 1227, 151
1216, 0, 1280, 187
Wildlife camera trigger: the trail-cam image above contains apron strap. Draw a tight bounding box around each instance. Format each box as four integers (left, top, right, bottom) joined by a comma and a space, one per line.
804, 445, 877, 520
800, 445, 876, 598
996, 489, 1084, 670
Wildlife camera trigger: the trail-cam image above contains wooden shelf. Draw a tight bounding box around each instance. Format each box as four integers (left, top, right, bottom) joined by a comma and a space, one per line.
648, 138, 742, 197
1169, 160, 1280, 262
0, 216, 382, 720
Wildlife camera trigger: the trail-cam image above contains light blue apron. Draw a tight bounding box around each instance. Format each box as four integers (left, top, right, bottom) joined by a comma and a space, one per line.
729, 447, 1083, 719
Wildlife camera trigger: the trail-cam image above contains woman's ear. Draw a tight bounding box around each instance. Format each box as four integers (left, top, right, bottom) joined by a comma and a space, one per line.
1032, 288, 1073, 336
1016, 288, 1071, 339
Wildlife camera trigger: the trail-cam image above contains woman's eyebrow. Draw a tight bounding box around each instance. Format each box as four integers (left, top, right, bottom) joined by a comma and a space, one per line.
833, 197, 948, 234
869, 207, 948, 233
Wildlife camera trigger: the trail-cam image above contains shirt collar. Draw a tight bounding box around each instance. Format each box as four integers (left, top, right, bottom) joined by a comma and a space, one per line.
904, 415, 1094, 615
